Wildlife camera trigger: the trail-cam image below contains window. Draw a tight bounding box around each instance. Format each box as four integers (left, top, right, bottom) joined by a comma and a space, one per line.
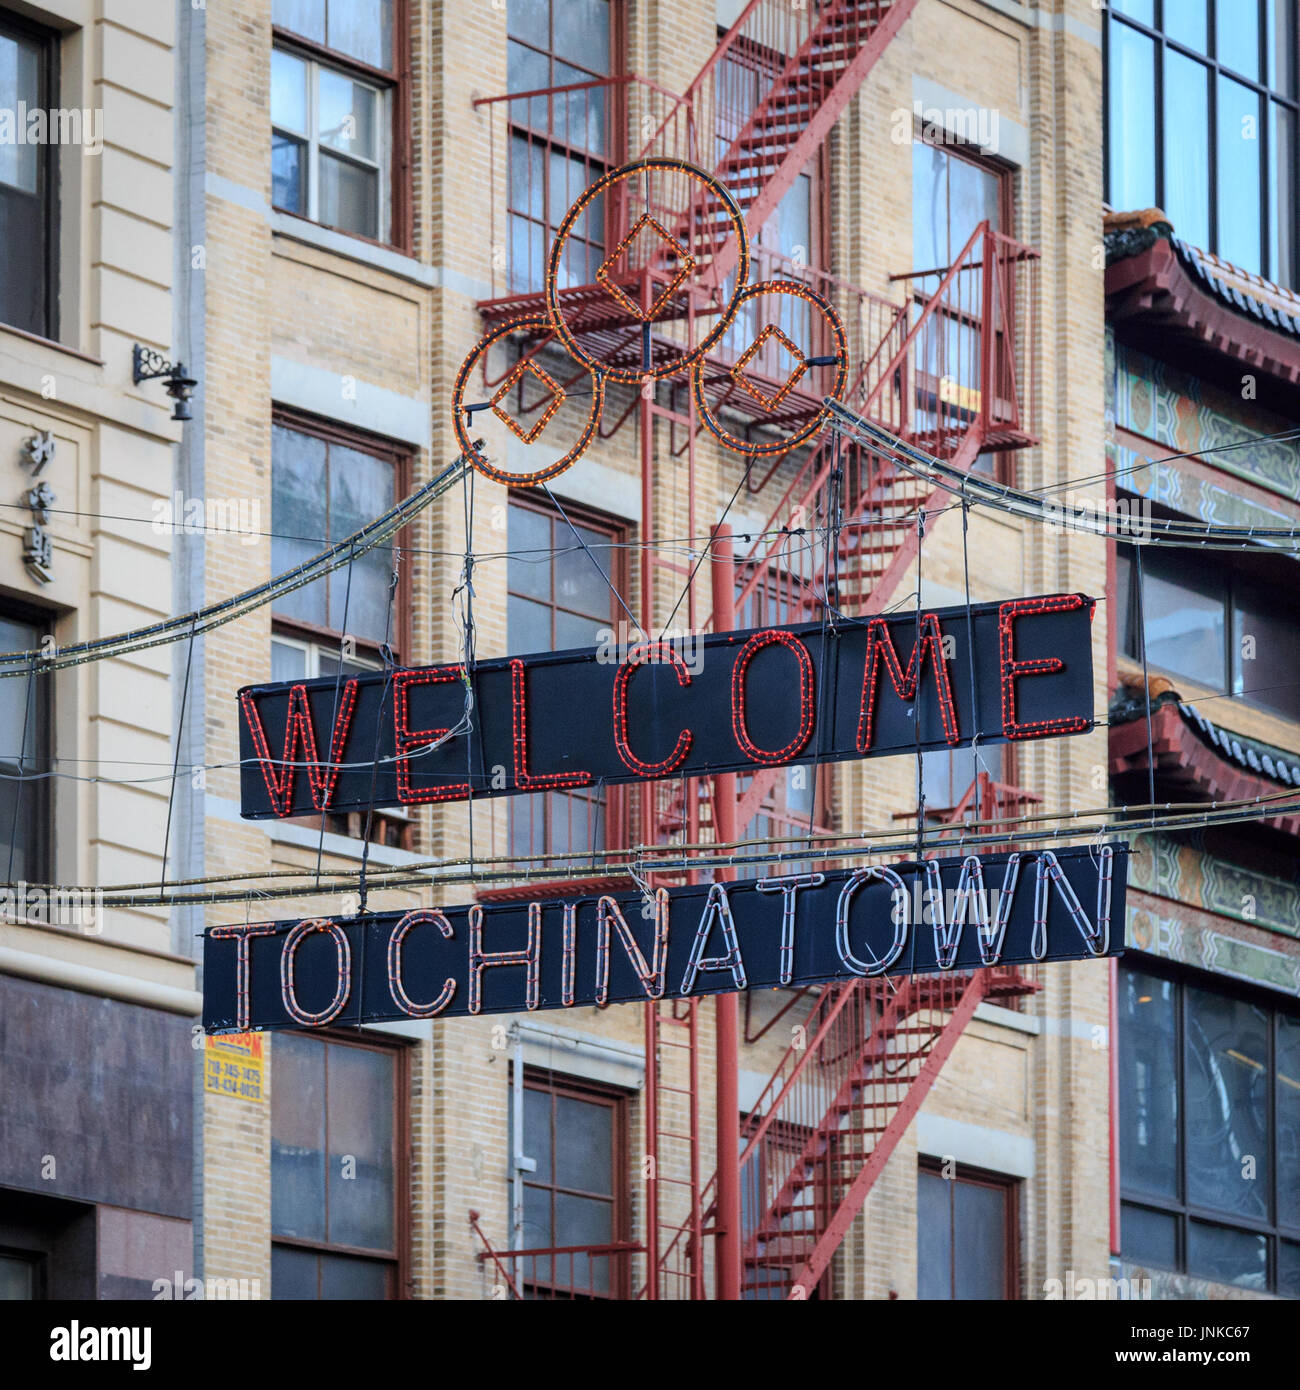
918, 1161, 1019, 1299
0, 609, 51, 884
0, 14, 57, 337
515, 1070, 630, 1298
506, 495, 627, 865
271, 1031, 408, 1299
271, 415, 407, 661
1119, 962, 1300, 1294
271, 415, 411, 846
716, 38, 827, 361
1116, 541, 1300, 722
271, 0, 408, 246
740, 1116, 830, 1299
1105, 0, 1298, 288
507, 0, 615, 292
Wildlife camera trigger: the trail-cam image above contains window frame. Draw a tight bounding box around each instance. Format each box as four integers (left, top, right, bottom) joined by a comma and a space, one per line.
0, 602, 53, 886
1115, 531, 1300, 724
917, 1157, 1020, 1300
505, 0, 623, 293
1103, 0, 1300, 287
270, 407, 412, 666
1118, 956, 1300, 1294
0, 10, 60, 340
505, 489, 630, 864
270, 1028, 412, 1299
517, 1067, 632, 1300
271, 0, 412, 252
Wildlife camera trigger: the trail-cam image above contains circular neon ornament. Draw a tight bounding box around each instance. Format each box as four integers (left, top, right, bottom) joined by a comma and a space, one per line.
691, 279, 849, 457
545, 157, 751, 384
452, 316, 605, 487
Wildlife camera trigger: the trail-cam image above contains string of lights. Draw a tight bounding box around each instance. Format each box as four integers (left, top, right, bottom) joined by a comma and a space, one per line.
0, 455, 471, 678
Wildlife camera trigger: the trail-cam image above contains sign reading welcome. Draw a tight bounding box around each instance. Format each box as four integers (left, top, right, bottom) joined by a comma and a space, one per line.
203, 845, 1125, 1032
237, 594, 1095, 819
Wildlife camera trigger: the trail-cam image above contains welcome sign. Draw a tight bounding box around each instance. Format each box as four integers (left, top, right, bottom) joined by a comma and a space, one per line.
237, 593, 1096, 819
203, 845, 1125, 1032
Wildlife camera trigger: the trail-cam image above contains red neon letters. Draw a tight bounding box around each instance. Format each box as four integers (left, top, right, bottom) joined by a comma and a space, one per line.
731, 629, 815, 764
997, 595, 1092, 740
612, 642, 694, 776
857, 613, 959, 753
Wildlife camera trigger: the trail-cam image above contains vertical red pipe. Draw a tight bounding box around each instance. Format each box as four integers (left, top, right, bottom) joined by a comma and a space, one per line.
711, 524, 742, 1301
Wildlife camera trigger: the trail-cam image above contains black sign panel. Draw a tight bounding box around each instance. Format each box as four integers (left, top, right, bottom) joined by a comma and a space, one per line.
203, 844, 1125, 1032
238, 594, 1095, 819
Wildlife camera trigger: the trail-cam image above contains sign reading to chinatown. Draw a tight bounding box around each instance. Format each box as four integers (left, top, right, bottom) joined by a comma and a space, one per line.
204, 845, 1125, 1032
237, 593, 1095, 820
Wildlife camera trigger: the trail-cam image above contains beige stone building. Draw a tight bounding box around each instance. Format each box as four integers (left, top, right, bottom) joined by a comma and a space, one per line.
0, 0, 199, 1298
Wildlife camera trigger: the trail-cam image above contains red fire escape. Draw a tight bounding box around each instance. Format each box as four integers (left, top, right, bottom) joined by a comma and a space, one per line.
470, 0, 1043, 1299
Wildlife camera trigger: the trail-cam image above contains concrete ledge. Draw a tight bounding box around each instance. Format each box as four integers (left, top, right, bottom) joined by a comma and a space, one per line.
0, 945, 202, 1016
916, 1112, 1034, 1177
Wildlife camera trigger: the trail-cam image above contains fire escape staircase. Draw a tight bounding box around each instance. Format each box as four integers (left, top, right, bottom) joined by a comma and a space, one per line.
648, 963, 1035, 1300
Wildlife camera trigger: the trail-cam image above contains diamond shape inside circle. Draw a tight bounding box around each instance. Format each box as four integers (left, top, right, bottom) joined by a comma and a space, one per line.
491, 359, 566, 445
597, 213, 696, 321
730, 324, 808, 411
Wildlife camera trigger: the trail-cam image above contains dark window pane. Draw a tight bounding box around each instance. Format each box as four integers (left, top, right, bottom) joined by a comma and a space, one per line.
1186, 1220, 1268, 1290
555, 608, 606, 649
1134, 549, 1227, 689
1268, 0, 1297, 95
555, 1095, 613, 1194
0, 30, 42, 195
1278, 1013, 1300, 1229
1119, 967, 1180, 1200
1185, 986, 1271, 1220
0, 1252, 35, 1299
271, 1243, 320, 1299
553, 1192, 613, 1291
0, 613, 50, 885
1163, 51, 1211, 250
1216, 77, 1263, 274
271, 1034, 328, 1243
1280, 1239, 1300, 1297
326, 1045, 395, 1252
317, 1251, 391, 1298
0, 25, 49, 336
1217, 0, 1261, 81
327, 0, 393, 70
509, 595, 552, 653
271, 47, 308, 133
508, 131, 546, 217
917, 1171, 953, 1299
508, 504, 552, 598
1233, 583, 1300, 718
271, 640, 308, 683
1164, 0, 1208, 53
508, 0, 549, 48
1108, 21, 1157, 209
554, 0, 608, 73
1122, 1202, 1179, 1270
555, 524, 614, 619
319, 150, 380, 239
271, 425, 330, 629
327, 443, 394, 643
523, 1085, 553, 1183
1270, 103, 1295, 288
272, 132, 307, 214
318, 69, 378, 160
273, 0, 326, 46
953, 1180, 1008, 1299
522, 1182, 553, 1258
